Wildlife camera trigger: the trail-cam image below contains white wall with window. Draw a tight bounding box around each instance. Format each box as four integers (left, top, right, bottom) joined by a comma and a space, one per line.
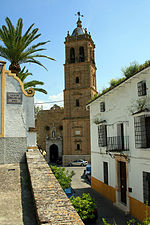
87, 66, 150, 221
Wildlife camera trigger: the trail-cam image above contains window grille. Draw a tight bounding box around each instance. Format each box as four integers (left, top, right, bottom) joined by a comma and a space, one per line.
103, 162, 108, 185
100, 102, 105, 112
98, 125, 107, 147
134, 115, 150, 148
137, 81, 146, 96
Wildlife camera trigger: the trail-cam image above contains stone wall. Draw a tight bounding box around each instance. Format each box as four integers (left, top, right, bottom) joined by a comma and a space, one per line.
26, 149, 84, 225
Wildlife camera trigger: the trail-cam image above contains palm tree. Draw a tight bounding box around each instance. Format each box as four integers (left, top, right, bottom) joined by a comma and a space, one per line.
18, 66, 47, 94
0, 17, 54, 75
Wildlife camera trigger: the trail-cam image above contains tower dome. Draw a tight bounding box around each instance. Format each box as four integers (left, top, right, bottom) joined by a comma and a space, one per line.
71, 17, 85, 36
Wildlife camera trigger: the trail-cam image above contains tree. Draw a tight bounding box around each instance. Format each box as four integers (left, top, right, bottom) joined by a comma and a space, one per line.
34, 105, 42, 117
121, 61, 139, 78
18, 66, 47, 94
70, 193, 97, 222
0, 17, 54, 75
50, 165, 75, 190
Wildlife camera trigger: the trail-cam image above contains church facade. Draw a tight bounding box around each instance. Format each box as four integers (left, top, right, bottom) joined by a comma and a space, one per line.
36, 16, 97, 164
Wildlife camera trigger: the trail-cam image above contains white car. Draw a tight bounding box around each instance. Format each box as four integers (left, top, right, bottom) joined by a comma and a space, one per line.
68, 159, 88, 166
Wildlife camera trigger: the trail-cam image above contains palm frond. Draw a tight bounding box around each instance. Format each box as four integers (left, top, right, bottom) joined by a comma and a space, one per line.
0, 17, 55, 71
18, 66, 32, 82
24, 80, 44, 88
31, 87, 47, 94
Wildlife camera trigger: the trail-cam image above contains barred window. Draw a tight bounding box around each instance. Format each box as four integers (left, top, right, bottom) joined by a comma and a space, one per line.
137, 81, 146, 96
98, 125, 107, 147
103, 162, 108, 185
134, 115, 150, 148
100, 102, 105, 112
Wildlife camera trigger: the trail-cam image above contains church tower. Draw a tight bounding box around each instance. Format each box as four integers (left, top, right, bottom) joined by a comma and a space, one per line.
63, 13, 97, 164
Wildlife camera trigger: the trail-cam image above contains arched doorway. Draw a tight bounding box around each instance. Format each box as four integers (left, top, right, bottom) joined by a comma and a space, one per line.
50, 144, 58, 162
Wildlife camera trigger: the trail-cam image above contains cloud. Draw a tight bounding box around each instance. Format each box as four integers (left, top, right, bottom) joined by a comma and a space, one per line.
34, 92, 64, 110
49, 92, 63, 102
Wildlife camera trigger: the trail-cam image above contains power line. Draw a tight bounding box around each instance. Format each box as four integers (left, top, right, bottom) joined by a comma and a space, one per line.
34, 93, 94, 105
34, 100, 64, 105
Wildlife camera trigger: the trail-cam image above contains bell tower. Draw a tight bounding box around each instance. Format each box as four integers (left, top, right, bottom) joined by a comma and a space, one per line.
63, 13, 97, 164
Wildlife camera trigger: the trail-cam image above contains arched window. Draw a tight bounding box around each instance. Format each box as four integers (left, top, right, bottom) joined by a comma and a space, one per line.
70, 48, 75, 63
76, 77, 79, 83
79, 46, 85, 62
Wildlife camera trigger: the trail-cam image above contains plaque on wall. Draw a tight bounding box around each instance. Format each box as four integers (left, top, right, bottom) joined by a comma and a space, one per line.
7, 92, 22, 104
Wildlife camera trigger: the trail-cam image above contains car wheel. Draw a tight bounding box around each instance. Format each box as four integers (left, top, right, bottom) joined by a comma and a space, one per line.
69, 163, 72, 166
81, 163, 84, 166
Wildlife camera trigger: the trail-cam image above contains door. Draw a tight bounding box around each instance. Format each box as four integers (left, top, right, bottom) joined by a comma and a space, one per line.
50, 144, 58, 162
119, 161, 127, 204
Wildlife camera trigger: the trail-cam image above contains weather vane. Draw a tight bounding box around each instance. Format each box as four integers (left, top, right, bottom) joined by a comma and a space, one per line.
75, 12, 83, 20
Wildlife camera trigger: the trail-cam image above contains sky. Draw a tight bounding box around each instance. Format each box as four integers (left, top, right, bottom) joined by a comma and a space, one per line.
1, 0, 150, 109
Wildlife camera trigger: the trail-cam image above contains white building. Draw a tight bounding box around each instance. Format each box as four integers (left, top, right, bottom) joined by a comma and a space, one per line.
0, 61, 37, 164
87, 66, 150, 221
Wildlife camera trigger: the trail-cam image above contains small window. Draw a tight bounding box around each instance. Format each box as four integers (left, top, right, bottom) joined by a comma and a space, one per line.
100, 102, 105, 112
98, 125, 107, 147
79, 46, 85, 62
59, 125, 63, 130
76, 77, 79, 83
93, 76, 95, 87
77, 144, 80, 150
103, 162, 108, 185
137, 81, 146, 96
76, 99, 79, 107
75, 130, 80, 135
70, 48, 75, 63
45, 126, 50, 131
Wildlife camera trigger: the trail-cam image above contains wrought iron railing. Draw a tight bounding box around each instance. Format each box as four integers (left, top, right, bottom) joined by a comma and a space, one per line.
106, 136, 129, 152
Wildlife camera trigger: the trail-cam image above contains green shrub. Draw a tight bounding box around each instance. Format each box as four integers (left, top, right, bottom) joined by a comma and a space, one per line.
70, 193, 97, 221
50, 165, 75, 190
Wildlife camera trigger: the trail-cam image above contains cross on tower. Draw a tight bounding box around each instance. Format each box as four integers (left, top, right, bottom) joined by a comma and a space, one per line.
75, 12, 83, 20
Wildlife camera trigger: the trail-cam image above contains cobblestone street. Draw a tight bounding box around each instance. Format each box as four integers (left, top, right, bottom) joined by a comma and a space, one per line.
67, 166, 139, 225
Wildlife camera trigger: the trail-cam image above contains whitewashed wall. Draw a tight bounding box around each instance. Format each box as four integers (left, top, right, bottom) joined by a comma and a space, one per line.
0, 71, 36, 164
89, 66, 150, 203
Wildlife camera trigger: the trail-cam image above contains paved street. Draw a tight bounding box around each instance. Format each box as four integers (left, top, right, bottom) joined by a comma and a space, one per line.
67, 166, 139, 225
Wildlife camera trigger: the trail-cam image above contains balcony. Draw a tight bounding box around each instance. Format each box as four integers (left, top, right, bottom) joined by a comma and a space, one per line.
106, 136, 129, 152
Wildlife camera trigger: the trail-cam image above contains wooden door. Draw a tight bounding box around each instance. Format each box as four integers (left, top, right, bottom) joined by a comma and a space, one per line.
119, 161, 127, 204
